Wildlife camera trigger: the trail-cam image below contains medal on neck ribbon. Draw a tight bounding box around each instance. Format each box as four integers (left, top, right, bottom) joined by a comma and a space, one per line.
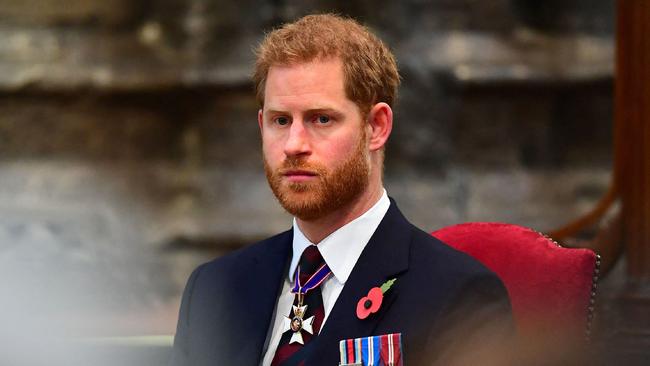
281, 263, 332, 344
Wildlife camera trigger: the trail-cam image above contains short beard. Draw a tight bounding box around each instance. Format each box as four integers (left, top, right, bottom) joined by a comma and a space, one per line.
264, 133, 370, 221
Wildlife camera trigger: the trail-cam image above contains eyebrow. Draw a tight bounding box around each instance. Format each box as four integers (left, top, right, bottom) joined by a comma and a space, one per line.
264, 108, 344, 118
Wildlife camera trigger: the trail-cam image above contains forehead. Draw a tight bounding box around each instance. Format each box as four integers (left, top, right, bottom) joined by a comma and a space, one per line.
263, 58, 348, 107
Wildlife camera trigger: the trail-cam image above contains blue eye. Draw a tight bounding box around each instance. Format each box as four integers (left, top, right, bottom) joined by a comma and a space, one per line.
275, 117, 289, 126
317, 115, 330, 124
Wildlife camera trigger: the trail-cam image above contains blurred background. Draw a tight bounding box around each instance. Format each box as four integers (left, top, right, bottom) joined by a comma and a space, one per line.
2, 0, 646, 365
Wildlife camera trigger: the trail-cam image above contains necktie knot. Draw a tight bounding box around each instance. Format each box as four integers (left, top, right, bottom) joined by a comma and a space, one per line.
298, 245, 325, 285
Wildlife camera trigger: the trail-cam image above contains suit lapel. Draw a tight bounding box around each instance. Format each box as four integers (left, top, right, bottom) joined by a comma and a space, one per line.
307, 201, 412, 364
231, 230, 292, 366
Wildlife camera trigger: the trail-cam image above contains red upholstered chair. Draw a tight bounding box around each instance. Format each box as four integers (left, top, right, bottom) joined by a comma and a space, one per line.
431, 222, 600, 339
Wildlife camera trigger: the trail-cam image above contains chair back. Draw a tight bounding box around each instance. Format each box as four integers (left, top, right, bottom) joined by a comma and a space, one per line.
432, 222, 599, 338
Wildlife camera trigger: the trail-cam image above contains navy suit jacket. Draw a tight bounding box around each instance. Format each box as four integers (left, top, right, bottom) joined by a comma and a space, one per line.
170, 200, 512, 365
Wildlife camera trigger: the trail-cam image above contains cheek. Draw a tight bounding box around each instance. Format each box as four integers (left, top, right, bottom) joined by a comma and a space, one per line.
261, 142, 280, 169
316, 136, 360, 162
261, 133, 284, 158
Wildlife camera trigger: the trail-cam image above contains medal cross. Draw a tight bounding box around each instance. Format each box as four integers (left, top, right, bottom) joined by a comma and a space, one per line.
281, 304, 315, 345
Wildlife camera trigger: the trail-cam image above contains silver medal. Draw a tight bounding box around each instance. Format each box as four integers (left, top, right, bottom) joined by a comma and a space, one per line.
281, 304, 315, 345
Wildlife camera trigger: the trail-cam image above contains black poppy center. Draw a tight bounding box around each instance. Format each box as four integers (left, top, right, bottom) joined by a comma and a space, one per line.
364, 299, 372, 309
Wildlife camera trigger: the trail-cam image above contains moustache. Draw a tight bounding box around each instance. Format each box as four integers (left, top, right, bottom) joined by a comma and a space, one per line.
277, 158, 324, 176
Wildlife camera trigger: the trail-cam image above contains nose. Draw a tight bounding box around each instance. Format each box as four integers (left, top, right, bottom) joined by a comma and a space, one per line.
284, 121, 311, 157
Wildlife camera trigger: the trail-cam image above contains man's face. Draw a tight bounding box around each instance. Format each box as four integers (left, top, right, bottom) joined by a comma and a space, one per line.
259, 58, 370, 221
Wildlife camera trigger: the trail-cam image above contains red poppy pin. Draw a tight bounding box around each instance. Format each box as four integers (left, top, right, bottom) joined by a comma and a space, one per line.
356, 278, 397, 320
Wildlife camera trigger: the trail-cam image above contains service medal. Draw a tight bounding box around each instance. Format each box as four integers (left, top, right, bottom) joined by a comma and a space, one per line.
279, 261, 332, 345
281, 304, 315, 344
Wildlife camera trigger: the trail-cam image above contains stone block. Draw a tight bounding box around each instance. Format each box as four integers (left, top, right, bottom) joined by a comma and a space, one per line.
0, 0, 138, 26
465, 168, 611, 231
0, 94, 184, 160
195, 92, 262, 168
512, 0, 614, 34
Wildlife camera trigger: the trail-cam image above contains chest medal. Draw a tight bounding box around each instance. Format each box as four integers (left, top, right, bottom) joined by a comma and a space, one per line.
281, 263, 332, 344
281, 303, 315, 344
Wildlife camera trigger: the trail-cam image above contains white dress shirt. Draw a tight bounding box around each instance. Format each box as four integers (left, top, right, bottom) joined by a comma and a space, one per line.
260, 190, 391, 366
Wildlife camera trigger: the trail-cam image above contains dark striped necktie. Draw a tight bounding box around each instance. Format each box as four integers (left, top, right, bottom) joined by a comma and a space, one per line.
271, 245, 328, 366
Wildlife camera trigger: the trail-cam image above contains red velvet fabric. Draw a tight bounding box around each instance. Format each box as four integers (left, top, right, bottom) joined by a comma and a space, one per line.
431, 222, 597, 337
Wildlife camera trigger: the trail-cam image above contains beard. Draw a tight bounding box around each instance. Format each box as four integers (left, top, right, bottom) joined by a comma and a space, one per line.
264, 133, 370, 221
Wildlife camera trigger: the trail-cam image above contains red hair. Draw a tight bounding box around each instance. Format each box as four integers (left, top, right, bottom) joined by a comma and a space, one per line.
253, 14, 400, 115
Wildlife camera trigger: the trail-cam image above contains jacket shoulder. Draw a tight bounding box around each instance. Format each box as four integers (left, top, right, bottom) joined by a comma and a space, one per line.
394, 226, 513, 365
405, 225, 509, 311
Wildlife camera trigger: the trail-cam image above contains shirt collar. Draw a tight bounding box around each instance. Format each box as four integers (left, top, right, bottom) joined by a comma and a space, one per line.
289, 189, 390, 284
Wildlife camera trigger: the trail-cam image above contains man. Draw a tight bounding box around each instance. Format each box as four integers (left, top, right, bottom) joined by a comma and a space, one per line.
170, 14, 512, 366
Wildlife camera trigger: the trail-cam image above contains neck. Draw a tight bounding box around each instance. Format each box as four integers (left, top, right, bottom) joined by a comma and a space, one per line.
296, 183, 384, 244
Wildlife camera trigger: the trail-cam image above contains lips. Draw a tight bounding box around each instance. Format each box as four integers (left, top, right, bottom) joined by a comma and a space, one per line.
282, 169, 318, 182
282, 169, 317, 177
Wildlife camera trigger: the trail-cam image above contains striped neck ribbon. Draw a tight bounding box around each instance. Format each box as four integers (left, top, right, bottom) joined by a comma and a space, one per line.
291, 263, 332, 296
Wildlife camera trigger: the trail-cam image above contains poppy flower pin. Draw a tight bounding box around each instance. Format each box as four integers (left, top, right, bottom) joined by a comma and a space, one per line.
356, 278, 397, 320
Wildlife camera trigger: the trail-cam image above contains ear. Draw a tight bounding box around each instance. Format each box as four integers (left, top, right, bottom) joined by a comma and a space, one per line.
257, 109, 264, 133
366, 102, 393, 151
